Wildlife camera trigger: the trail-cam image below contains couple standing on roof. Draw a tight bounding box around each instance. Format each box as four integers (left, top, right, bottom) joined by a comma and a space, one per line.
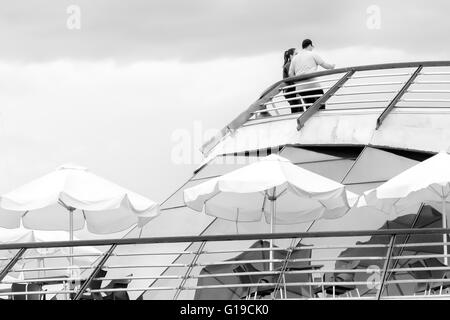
283, 39, 335, 113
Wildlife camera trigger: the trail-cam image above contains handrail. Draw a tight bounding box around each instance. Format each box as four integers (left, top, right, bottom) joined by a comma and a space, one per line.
0, 228, 450, 250
1, 227, 450, 300
200, 60, 450, 157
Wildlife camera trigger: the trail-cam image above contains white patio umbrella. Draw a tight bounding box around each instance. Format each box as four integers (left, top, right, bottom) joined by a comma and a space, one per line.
184, 154, 357, 270
0, 275, 19, 299
0, 228, 103, 279
0, 164, 159, 268
0, 275, 17, 289
363, 151, 450, 265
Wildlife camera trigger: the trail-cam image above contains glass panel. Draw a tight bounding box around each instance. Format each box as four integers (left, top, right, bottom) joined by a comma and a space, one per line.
193, 156, 259, 180
143, 215, 314, 300
280, 147, 343, 163
377, 147, 434, 162
343, 147, 418, 184
297, 160, 354, 182
300, 146, 363, 159
112, 207, 214, 300
161, 179, 209, 210
304, 205, 389, 271
280, 146, 363, 164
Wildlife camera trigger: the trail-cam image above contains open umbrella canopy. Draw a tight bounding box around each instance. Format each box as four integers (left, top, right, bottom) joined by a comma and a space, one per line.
335, 205, 446, 296
184, 155, 356, 224
194, 240, 313, 300
0, 228, 103, 279
363, 151, 450, 217
339, 206, 446, 264
362, 152, 450, 264
0, 275, 17, 290
0, 164, 160, 234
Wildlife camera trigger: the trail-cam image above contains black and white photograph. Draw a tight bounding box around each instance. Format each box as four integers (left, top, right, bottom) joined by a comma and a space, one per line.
0, 0, 450, 310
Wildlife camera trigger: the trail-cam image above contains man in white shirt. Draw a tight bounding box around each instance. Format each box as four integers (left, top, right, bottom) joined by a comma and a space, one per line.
289, 39, 335, 76
288, 39, 335, 113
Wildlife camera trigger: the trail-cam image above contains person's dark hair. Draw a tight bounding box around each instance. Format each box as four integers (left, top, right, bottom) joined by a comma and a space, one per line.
283, 48, 296, 66
302, 39, 313, 49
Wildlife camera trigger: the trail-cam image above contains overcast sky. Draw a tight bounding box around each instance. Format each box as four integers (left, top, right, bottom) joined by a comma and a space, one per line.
0, 1, 449, 237
2, 0, 450, 62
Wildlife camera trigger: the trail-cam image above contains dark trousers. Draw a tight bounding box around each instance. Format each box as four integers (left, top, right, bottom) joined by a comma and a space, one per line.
283, 86, 303, 114
302, 89, 325, 110
285, 88, 325, 114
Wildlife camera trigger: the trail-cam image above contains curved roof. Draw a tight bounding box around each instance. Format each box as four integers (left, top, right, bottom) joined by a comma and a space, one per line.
200, 61, 450, 166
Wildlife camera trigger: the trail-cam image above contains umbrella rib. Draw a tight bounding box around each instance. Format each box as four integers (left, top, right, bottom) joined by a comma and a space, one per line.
295, 220, 317, 249
444, 185, 450, 201
235, 209, 240, 234
317, 200, 327, 210
392, 197, 402, 207
203, 190, 221, 210
261, 191, 269, 212
389, 197, 404, 214
446, 183, 450, 199
58, 199, 73, 211
274, 187, 288, 200
202, 190, 222, 216
429, 185, 445, 200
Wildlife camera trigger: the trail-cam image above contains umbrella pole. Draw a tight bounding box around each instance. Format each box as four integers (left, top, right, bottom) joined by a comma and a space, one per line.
269, 185, 277, 273
443, 200, 448, 266
66, 208, 75, 300
270, 200, 275, 272
69, 209, 74, 276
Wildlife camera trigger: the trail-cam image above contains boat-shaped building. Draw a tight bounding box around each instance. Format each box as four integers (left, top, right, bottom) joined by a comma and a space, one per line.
1, 61, 450, 300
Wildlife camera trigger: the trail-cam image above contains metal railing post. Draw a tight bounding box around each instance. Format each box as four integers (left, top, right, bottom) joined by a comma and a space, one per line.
376, 65, 423, 129
377, 235, 396, 300
272, 238, 297, 299
384, 204, 423, 288
200, 81, 287, 156
0, 248, 26, 282
296, 70, 355, 131
73, 244, 117, 300
173, 241, 206, 300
